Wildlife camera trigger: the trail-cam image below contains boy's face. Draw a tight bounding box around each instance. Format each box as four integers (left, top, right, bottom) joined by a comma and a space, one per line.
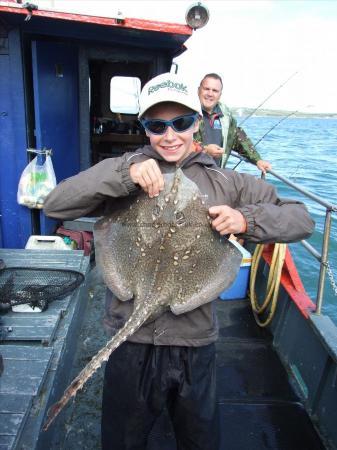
144, 103, 199, 165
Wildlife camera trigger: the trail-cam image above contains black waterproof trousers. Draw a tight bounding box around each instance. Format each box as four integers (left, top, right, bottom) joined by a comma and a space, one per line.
101, 341, 219, 450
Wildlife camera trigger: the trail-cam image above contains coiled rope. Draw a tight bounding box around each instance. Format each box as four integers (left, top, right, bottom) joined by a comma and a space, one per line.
249, 243, 287, 327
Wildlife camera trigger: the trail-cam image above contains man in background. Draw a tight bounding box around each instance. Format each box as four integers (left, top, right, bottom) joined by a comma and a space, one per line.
196, 73, 272, 173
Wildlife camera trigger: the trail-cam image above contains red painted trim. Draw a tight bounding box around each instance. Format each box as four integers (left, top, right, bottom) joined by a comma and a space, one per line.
0, 5, 192, 36
262, 244, 316, 318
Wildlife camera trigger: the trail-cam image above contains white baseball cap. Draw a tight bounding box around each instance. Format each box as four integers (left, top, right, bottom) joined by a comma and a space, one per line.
138, 72, 202, 118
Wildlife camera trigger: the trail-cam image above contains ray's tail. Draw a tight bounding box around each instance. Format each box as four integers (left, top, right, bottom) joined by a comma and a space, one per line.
43, 303, 152, 431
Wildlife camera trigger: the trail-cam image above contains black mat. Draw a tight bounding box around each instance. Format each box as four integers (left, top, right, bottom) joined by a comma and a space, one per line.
218, 402, 325, 450
147, 401, 324, 450
146, 299, 325, 450
217, 299, 271, 340
216, 340, 299, 402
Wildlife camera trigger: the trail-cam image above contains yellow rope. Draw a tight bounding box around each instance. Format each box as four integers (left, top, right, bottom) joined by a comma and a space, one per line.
249, 243, 287, 327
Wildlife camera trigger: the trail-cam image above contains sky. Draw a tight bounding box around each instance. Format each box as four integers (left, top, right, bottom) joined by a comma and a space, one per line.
11, 0, 337, 113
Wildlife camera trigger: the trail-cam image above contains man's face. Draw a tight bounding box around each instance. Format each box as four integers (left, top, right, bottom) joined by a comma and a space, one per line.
144, 103, 199, 165
198, 77, 222, 113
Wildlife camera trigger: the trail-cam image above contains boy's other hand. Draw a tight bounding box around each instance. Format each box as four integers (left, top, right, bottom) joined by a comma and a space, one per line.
208, 205, 247, 236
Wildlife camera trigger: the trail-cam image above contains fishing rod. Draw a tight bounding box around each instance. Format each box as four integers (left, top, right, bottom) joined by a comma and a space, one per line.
231, 110, 298, 171
238, 71, 299, 127
253, 110, 298, 148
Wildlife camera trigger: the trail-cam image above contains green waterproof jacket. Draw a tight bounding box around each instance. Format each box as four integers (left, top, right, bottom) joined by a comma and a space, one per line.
194, 102, 262, 168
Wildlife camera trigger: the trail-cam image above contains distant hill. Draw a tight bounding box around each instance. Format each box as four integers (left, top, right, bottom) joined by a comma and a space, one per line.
231, 107, 337, 119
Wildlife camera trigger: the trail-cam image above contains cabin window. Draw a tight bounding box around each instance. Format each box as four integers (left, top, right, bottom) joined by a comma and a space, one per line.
110, 76, 141, 114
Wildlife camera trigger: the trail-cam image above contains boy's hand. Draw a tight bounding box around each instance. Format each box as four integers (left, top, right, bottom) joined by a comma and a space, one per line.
208, 205, 247, 236
129, 159, 164, 198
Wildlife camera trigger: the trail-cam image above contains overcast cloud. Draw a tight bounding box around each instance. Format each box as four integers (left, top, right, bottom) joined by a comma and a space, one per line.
21, 0, 337, 113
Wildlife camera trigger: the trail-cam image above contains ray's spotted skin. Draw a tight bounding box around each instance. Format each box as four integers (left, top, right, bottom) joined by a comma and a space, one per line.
43, 170, 242, 431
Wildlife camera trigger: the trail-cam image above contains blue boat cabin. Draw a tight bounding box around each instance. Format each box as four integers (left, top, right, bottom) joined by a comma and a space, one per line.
0, 2, 192, 249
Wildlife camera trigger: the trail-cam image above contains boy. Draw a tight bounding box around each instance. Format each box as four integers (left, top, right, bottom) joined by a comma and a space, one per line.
44, 72, 314, 450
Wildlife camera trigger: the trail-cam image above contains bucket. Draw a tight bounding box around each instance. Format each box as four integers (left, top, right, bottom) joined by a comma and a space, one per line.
219, 240, 252, 300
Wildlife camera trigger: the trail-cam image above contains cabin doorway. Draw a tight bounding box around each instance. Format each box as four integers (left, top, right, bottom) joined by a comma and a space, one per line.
88, 59, 150, 166
26, 39, 162, 235
29, 39, 81, 235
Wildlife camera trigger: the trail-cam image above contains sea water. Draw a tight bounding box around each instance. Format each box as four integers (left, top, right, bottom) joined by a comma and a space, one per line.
228, 116, 337, 323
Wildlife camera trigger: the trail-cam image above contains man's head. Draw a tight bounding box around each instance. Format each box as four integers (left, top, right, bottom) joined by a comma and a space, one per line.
198, 73, 223, 114
139, 73, 201, 164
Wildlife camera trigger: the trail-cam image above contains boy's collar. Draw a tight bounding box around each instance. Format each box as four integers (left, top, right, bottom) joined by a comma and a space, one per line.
140, 145, 218, 169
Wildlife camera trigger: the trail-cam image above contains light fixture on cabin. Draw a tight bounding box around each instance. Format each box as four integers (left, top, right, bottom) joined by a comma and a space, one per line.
115, 10, 125, 25
185, 2, 209, 30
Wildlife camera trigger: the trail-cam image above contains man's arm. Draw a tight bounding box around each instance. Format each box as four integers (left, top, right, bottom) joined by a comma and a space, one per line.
231, 121, 261, 164
230, 117, 272, 173
193, 118, 227, 162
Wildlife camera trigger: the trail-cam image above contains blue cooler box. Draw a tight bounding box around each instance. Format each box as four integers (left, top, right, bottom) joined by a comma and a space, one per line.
219, 240, 252, 300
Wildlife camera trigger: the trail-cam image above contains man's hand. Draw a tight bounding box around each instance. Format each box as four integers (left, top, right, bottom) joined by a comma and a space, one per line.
129, 159, 164, 198
204, 144, 223, 158
256, 159, 272, 174
209, 205, 247, 236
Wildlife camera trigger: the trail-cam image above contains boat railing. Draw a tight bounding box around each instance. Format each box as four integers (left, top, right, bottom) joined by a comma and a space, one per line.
231, 150, 337, 314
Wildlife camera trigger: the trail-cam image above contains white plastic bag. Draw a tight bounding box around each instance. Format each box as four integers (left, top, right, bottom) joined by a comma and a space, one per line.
17, 155, 56, 209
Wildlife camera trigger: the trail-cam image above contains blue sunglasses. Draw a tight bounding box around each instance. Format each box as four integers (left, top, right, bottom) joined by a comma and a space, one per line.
140, 113, 199, 135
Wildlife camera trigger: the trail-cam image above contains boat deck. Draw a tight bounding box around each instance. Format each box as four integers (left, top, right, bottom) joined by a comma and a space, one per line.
148, 299, 326, 449
51, 266, 326, 450
0, 259, 327, 449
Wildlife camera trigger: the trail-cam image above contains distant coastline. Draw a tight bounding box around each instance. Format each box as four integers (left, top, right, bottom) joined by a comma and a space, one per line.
231, 107, 337, 119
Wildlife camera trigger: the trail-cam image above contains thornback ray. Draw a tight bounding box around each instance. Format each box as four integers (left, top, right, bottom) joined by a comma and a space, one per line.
43, 169, 242, 430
